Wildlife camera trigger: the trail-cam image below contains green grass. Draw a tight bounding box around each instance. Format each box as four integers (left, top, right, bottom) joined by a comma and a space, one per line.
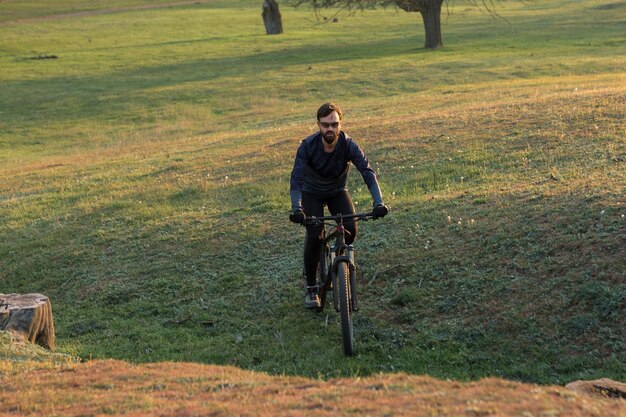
0, 0, 624, 384
0, 331, 78, 373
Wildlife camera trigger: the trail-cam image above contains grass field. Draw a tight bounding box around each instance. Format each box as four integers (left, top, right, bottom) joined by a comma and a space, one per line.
0, 0, 624, 384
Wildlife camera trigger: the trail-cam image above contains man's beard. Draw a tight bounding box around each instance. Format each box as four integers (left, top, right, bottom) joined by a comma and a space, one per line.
323, 131, 338, 144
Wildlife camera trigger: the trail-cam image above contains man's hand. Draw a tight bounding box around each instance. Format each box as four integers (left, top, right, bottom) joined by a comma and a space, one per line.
373, 204, 388, 219
289, 209, 306, 225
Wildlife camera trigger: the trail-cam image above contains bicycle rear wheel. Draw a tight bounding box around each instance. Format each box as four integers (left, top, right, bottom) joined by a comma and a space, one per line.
337, 261, 354, 356
317, 242, 332, 312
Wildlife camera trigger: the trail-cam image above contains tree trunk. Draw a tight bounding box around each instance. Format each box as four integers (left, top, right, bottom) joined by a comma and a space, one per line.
262, 0, 283, 35
420, 1, 443, 49
394, 0, 444, 49
0, 293, 55, 351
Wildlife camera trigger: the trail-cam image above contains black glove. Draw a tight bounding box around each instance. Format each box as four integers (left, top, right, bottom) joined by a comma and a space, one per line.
289, 209, 306, 225
373, 204, 388, 219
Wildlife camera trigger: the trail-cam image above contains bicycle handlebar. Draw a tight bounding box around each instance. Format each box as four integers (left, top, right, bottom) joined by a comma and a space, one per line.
304, 211, 377, 225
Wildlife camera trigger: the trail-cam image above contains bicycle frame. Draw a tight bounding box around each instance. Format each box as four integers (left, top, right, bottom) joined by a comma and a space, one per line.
322, 220, 356, 312
306, 211, 378, 356
307, 213, 375, 307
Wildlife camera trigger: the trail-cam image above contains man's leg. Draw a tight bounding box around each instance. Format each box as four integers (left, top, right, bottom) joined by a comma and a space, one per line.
302, 192, 324, 308
328, 190, 357, 245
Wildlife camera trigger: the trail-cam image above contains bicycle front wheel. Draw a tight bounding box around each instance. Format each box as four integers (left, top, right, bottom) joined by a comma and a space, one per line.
337, 261, 354, 356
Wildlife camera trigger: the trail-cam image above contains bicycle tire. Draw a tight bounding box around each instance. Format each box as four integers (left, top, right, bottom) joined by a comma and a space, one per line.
337, 261, 355, 356
317, 242, 331, 312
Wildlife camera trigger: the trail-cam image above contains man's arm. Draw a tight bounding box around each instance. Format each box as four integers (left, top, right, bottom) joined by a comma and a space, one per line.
348, 139, 384, 207
289, 141, 307, 212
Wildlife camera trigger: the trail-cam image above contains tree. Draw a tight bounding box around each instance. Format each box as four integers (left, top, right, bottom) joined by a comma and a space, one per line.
289, 0, 502, 49
262, 0, 284, 35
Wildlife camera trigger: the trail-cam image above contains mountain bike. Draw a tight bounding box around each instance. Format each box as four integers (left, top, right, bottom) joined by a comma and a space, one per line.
305, 211, 380, 356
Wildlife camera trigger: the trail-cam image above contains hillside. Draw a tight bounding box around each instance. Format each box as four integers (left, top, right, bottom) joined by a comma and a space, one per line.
0, 0, 624, 387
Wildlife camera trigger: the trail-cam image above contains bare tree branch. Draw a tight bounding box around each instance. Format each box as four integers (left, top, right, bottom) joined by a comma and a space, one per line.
285, 0, 519, 48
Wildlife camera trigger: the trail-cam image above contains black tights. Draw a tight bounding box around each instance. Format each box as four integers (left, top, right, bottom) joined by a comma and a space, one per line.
302, 191, 356, 287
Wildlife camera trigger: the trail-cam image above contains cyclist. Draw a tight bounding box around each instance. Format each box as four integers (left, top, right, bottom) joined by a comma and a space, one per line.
289, 102, 389, 309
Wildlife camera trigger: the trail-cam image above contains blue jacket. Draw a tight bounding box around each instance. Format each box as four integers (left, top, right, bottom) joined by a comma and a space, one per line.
290, 131, 383, 211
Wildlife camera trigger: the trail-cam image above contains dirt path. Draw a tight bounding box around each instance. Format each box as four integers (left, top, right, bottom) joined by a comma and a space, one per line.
1, 359, 624, 416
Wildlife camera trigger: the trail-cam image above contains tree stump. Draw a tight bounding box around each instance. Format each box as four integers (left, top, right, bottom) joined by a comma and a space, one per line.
262, 0, 283, 35
566, 378, 626, 399
0, 293, 55, 351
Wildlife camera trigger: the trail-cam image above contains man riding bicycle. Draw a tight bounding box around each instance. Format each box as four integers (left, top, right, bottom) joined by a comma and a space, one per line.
289, 102, 389, 309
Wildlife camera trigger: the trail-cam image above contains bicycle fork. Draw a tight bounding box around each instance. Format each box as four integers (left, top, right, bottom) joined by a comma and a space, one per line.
348, 245, 358, 311
332, 245, 358, 312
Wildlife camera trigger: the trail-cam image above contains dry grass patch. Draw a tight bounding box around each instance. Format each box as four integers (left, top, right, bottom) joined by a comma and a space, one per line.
1, 359, 625, 416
